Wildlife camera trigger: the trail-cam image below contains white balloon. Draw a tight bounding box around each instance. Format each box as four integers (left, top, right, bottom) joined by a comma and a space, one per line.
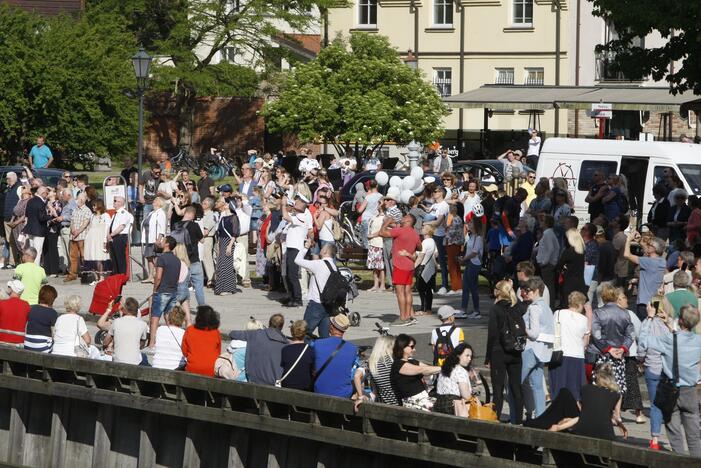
411, 176, 422, 190
375, 171, 389, 186
389, 176, 402, 188
387, 186, 401, 198
400, 189, 414, 204
413, 182, 424, 194
402, 176, 416, 190
410, 167, 424, 180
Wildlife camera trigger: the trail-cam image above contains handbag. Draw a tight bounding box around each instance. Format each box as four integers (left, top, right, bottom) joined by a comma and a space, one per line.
275, 344, 309, 388
73, 317, 90, 358
467, 396, 498, 421
549, 310, 564, 368
453, 398, 469, 418
654, 332, 679, 423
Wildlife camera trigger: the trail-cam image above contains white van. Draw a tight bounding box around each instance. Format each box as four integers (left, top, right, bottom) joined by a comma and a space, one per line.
535, 138, 701, 223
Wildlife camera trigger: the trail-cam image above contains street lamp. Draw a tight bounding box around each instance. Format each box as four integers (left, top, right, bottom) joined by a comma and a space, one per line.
404, 49, 417, 70
132, 48, 152, 178
407, 140, 421, 169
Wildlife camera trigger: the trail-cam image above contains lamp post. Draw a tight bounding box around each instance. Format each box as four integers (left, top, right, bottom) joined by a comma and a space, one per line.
132, 48, 153, 178
407, 140, 420, 169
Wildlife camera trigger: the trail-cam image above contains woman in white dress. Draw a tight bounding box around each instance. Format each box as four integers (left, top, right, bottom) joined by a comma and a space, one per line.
52, 295, 91, 357
83, 199, 111, 281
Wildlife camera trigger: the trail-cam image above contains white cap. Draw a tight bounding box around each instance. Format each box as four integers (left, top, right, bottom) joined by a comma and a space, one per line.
437, 305, 457, 320
7, 280, 24, 295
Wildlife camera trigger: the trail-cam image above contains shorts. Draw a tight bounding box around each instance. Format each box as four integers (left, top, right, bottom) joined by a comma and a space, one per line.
151, 292, 177, 318
393, 268, 414, 286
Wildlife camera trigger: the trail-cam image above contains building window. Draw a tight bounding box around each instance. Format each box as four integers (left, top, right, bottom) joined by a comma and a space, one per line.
434, 68, 452, 97
223, 47, 237, 63
495, 68, 514, 85
434, 0, 453, 26
358, 0, 377, 27
513, 0, 533, 25
524, 68, 544, 85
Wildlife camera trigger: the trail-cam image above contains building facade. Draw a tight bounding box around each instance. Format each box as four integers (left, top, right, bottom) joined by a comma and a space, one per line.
328, 0, 569, 157
2, 0, 83, 15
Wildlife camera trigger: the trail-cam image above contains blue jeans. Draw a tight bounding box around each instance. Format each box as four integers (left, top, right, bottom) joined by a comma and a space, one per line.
461, 262, 480, 312
433, 235, 448, 289
361, 219, 370, 248
303, 300, 331, 338
152, 292, 177, 318
521, 348, 546, 418
189, 261, 206, 306
383, 238, 393, 287
644, 368, 663, 437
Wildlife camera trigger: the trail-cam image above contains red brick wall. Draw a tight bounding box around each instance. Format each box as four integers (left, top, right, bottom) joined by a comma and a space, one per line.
3, 0, 83, 15
144, 95, 266, 162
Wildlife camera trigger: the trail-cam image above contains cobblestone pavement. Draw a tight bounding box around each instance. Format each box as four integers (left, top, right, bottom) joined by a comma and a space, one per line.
0, 249, 679, 451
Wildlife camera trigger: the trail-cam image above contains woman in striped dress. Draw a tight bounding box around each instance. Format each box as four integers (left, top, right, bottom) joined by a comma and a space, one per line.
214, 197, 238, 296
367, 335, 399, 405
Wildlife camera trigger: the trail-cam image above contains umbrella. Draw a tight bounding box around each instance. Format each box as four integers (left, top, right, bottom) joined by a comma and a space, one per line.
88, 274, 128, 315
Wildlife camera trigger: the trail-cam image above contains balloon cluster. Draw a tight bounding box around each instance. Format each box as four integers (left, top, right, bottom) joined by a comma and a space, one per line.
375, 168, 427, 204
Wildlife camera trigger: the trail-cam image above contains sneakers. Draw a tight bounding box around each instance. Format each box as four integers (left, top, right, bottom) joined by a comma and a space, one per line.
467, 311, 482, 319
636, 414, 647, 424
437, 287, 448, 295
407, 317, 418, 326
649, 440, 660, 450
454, 312, 469, 319
446, 290, 461, 295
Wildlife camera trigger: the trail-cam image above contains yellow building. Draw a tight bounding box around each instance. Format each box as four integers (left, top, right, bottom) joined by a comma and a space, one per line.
328, 0, 569, 157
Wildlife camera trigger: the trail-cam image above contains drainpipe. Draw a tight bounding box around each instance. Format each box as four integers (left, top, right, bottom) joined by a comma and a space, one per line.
554, 0, 561, 136
457, 2, 465, 159
574, 0, 580, 137
411, 0, 419, 63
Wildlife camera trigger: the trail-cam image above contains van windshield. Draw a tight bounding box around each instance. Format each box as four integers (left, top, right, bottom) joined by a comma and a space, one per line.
678, 164, 701, 195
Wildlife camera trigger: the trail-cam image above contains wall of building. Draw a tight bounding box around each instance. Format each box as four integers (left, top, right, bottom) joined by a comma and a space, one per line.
2, 0, 82, 15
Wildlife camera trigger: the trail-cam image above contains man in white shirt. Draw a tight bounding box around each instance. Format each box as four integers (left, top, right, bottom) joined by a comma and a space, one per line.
432, 148, 453, 174
107, 196, 134, 275
298, 150, 320, 175
426, 186, 450, 294
535, 215, 559, 310
281, 193, 313, 307
102, 297, 149, 365
527, 129, 541, 167
235, 164, 256, 197
295, 242, 338, 337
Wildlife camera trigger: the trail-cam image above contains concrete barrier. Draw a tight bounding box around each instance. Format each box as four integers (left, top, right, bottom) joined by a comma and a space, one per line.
0, 347, 696, 468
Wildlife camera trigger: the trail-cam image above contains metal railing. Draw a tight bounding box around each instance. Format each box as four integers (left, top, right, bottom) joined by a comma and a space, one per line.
0, 347, 694, 468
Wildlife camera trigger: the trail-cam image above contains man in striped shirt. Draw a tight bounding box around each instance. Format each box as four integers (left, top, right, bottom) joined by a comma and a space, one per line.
64, 194, 92, 282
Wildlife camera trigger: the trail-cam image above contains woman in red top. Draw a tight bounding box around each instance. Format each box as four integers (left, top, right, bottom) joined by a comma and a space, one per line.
182, 305, 221, 376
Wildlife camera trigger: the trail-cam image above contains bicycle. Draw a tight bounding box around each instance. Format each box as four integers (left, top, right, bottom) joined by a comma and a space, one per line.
203, 148, 236, 181
170, 146, 199, 172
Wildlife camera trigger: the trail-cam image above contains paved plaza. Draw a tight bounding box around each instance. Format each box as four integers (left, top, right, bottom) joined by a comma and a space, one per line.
0, 249, 678, 450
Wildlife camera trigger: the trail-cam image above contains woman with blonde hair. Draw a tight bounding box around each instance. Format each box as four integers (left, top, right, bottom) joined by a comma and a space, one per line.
367, 335, 398, 405
142, 196, 167, 283
485, 279, 523, 423
549, 291, 590, 401
557, 229, 586, 307
526, 363, 627, 441
551, 177, 574, 207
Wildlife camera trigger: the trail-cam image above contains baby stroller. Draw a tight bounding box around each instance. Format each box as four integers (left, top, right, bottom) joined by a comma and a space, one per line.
337, 266, 361, 327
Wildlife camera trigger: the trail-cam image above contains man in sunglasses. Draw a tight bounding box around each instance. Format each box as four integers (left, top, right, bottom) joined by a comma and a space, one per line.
520, 170, 537, 206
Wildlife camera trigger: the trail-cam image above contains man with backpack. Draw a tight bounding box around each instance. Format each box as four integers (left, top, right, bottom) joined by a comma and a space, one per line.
171, 206, 205, 307
430, 306, 465, 366
295, 241, 350, 338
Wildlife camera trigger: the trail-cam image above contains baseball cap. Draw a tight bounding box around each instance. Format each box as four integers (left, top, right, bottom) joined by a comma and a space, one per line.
217, 184, 233, 193
254, 158, 264, 164
595, 225, 605, 236
384, 193, 399, 202
7, 280, 24, 295
483, 183, 498, 193
330, 314, 350, 332
247, 149, 257, 155
437, 305, 457, 320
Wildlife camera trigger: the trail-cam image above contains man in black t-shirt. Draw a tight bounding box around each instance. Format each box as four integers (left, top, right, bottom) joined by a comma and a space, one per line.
150, 236, 180, 347
139, 163, 162, 222
585, 170, 608, 222
196, 167, 214, 197
179, 206, 205, 307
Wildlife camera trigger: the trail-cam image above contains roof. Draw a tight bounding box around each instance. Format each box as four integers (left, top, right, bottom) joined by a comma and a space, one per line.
444, 85, 701, 112
273, 34, 321, 61
3, 0, 83, 15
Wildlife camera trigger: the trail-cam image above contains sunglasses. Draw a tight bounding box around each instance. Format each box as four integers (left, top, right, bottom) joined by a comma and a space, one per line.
408, 344, 416, 349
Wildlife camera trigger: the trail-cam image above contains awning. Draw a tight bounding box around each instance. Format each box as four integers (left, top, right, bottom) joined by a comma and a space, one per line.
444, 85, 701, 112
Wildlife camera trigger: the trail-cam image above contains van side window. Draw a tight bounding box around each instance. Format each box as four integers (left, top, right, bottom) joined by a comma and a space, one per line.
653, 166, 680, 188
578, 161, 618, 191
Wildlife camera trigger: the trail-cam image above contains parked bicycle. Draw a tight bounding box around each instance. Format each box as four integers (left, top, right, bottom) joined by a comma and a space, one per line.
203, 148, 236, 181
170, 146, 199, 172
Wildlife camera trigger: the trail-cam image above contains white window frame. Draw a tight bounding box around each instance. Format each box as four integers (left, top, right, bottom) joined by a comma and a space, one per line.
524, 67, 544, 85
358, 0, 377, 28
512, 0, 533, 26
433, 68, 452, 97
433, 0, 453, 27
495, 68, 515, 85
222, 46, 237, 64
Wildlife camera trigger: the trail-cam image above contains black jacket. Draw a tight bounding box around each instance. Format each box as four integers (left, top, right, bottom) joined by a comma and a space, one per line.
667, 203, 691, 243
485, 300, 522, 366
22, 196, 52, 237
648, 198, 670, 230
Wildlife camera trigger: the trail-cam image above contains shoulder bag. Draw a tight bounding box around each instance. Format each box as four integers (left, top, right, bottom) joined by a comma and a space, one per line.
74, 317, 90, 358
312, 340, 346, 383
549, 310, 564, 368
467, 396, 498, 421
275, 344, 309, 388
654, 332, 679, 423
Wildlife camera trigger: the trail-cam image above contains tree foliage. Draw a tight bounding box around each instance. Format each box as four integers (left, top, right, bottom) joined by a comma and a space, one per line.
0, 4, 138, 159
591, 0, 701, 95
262, 34, 449, 154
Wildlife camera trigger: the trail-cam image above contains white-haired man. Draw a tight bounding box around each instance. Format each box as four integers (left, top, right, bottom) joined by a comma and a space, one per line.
107, 196, 133, 275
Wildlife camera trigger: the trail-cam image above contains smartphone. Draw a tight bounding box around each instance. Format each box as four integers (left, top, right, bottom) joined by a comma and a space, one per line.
682, 262, 688, 271
653, 301, 660, 312
113, 295, 122, 304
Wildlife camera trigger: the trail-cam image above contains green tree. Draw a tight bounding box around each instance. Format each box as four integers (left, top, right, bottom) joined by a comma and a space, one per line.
262, 34, 449, 155
590, 0, 700, 94
0, 5, 139, 160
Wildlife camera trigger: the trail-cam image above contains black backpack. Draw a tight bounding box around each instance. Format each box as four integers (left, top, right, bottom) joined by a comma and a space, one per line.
317, 260, 352, 312
433, 325, 456, 365
500, 305, 527, 353
170, 221, 192, 245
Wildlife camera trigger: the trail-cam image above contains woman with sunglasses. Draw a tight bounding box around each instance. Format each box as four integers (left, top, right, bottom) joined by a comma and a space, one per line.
441, 172, 457, 202
185, 180, 200, 204
390, 334, 441, 411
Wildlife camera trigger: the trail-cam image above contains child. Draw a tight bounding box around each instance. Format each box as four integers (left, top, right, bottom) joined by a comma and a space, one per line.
249, 187, 263, 246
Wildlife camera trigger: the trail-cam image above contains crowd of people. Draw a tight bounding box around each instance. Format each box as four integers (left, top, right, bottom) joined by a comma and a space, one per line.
0, 142, 700, 457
